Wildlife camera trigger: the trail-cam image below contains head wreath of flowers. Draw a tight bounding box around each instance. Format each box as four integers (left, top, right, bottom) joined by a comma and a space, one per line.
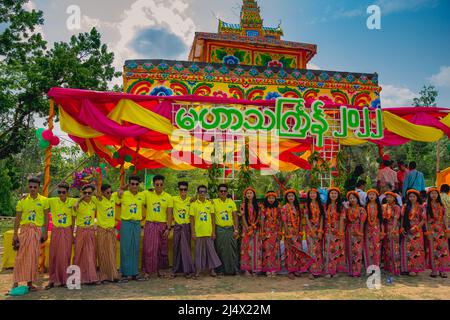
426, 187, 439, 194
384, 191, 397, 198
406, 189, 420, 197
328, 187, 341, 194
346, 191, 360, 200
284, 188, 298, 196
307, 188, 319, 194
243, 187, 256, 197
265, 191, 278, 198
366, 189, 379, 197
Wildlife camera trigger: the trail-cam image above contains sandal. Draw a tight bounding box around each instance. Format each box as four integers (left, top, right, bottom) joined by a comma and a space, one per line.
44, 283, 54, 291
118, 277, 131, 283
440, 273, 448, 278
288, 273, 296, 280
136, 275, 150, 282
210, 271, 217, 278
28, 285, 38, 292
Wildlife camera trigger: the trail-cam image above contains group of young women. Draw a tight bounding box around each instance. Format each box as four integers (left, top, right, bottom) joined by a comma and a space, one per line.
238, 187, 450, 279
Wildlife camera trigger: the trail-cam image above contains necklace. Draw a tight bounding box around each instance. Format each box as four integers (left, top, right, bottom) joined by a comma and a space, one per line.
367, 203, 378, 227
409, 203, 419, 220
266, 207, 278, 228
347, 205, 360, 222
431, 202, 443, 222
288, 204, 299, 230
326, 204, 338, 226
310, 202, 320, 225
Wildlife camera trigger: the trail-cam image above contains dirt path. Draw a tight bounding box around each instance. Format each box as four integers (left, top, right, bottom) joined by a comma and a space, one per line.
1, 268, 449, 300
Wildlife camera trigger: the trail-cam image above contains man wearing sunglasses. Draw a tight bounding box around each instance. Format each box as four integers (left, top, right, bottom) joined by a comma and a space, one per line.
212, 184, 239, 276
142, 175, 173, 279
171, 182, 195, 278
92, 183, 120, 283
73, 185, 100, 285
12, 177, 49, 292
190, 185, 221, 278
116, 175, 146, 282
45, 183, 77, 289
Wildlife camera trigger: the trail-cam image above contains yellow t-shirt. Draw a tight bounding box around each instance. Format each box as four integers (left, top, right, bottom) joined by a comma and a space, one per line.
212, 198, 237, 228
93, 193, 118, 229
74, 200, 96, 228
173, 196, 191, 225
189, 200, 214, 237
48, 197, 76, 228
144, 191, 173, 223
16, 194, 49, 227
116, 191, 145, 221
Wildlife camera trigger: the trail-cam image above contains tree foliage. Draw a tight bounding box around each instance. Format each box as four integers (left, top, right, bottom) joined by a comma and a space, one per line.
0, 0, 121, 160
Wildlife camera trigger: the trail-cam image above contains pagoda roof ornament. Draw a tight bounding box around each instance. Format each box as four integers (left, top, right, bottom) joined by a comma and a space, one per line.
218, 0, 284, 39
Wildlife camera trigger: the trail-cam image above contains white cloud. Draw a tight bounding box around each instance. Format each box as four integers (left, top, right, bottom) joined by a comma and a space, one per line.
307, 63, 321, 70
381, 84, 418, 107
429, 66, 450, 88
375, 0, 439, 15
23, 0, 46, 41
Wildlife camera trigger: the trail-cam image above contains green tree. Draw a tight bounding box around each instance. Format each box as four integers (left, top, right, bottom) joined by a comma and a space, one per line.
0, 161, 14, 216
413, 85, 438, 107
0, 0, 121, 160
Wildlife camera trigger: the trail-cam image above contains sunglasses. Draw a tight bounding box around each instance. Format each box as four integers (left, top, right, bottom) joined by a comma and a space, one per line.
219, 190, 228, 193
130, 182, 140, 186
58, 191, 67, 195
198, 190, 207, 194
155, 183, 164, 187
104, 191, 112, 194
179, 188, 188, 191
29, 186, 38, 190
83, 192, 92, 195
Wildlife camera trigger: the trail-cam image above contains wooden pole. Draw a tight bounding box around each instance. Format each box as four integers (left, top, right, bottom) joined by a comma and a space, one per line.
42, 100, 55, 197
120, 140, 125, 188
436, 140, 441, 175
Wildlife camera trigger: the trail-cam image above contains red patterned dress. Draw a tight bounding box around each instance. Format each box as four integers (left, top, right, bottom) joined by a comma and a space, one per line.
240, 204, 263, 273
382, 203, 402, 276
425, 203, 450, 274
345, 205, 367, 277
363, 203, 383, 270
400, 203, 426, 273
281, 204, 312, 273
323, 204, 346, 275
261, 205, 282, 273
304, 202, 324, 276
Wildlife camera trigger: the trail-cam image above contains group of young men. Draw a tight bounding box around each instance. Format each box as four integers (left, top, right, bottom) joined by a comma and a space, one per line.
11, 175, 241, 291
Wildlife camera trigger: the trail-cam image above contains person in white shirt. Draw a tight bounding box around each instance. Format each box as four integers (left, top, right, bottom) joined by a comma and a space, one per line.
355, 180, 367, 206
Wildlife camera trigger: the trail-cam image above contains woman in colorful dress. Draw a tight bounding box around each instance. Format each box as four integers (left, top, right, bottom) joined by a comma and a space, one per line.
345, 191, 367, 277
260, 191, 282, 277
382, 191, 402, 276
240, 187, 263, 277
400, 189, 426, 276
323, 188, 346, 278
363, 189, 385, 273
304, 188, 325, 279
281, 189, 312, 279
424, 188, 450, 278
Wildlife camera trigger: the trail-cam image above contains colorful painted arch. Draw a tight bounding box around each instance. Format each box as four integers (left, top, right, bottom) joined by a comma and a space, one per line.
47, 87, 450, 172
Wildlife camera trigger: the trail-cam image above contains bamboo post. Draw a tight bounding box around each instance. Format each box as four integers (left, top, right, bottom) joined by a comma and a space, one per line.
120, 140, 125, 188
134, 139, 141, 175
436, 140, 441, 174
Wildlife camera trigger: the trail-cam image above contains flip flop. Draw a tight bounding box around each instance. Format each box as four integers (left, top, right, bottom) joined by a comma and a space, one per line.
440, 273, 448, 278
28, 286, 38, 292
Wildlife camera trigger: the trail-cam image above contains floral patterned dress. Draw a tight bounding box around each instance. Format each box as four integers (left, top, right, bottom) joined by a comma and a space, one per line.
281, 204, 312, 273
363, 203, 383, 270
240, 204, 263, 273
400, 203, 426, 273
425, 203, 450, 273
261, 206, 282, 273
382, 204, 402, 276
345, 206, 367, 276
304, 202, 324, 276
323, 204, 346, 275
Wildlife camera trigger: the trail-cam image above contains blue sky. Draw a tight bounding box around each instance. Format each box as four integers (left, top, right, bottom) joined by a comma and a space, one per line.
21, 0, 450, 107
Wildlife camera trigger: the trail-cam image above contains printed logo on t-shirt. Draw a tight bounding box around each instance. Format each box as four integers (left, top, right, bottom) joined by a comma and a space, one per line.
221, 211, 230, 221
28, 210, 36, 222
178, 209, 187, 220
58, 213, 67, 225
107, 207, 114, 218
129, 203, 137, 214
200, 212, 208, 222
153, 202, 161, 213
84, 216, 92, 226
